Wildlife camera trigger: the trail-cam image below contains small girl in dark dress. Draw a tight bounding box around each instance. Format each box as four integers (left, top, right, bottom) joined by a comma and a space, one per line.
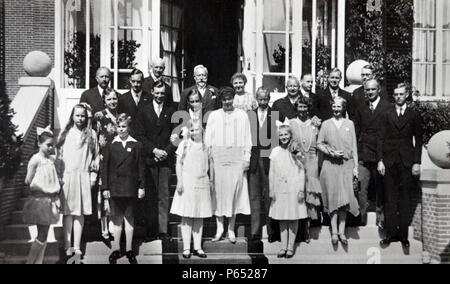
102, 114, 146, 264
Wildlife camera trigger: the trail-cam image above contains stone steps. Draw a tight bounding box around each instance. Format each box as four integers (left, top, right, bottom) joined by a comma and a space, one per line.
3, 224, 63, 241
0, 240, 61, 256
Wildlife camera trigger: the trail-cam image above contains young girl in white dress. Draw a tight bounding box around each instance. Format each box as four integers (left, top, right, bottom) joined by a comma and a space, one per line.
23, 126, 61, 264
170, 121, 213, 259
269, 120, 308, 258
57, 103, 99, 263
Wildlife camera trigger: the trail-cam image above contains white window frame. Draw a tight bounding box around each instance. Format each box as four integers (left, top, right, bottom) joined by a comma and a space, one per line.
413, 0, 450, 101
55, 0, 161, 92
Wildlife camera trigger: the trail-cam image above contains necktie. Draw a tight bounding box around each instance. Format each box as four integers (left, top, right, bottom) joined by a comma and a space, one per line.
259, 110, 265, 126
135, 95, 140, 106
369, 102, 374, 113
156, 104, 162, 117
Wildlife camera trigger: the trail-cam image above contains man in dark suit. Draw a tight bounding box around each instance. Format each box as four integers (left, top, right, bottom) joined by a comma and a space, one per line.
299, 73, 319, 117
316, 68, 352, 121
377, 83, 423, 248
142, 58, 173, 106
178, 65, 219, 115
354, 79, 392, 227
119, 69, 151, 119
248, 88, 279, 242
134, 81, 177, 242
272, 77, 302, 120
80, 67, 114, 115
351, 64, 390, 118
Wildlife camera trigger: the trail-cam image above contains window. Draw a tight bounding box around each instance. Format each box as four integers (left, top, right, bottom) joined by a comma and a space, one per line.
62, 0, 102, 89
59, 0, 157, 91
413, 0, 450, 97
161, 0, 184, 102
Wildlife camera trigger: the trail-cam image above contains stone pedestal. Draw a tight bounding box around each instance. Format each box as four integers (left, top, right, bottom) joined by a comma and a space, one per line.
420, 169, 450, 264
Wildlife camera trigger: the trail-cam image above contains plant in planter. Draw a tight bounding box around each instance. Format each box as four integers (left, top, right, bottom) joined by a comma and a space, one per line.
0, 92, 23, 181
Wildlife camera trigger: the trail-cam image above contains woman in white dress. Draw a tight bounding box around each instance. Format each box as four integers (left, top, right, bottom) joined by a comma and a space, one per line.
205, 87, 252, 244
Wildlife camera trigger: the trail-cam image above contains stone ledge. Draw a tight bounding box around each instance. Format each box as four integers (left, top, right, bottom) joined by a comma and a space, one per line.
421, 169, 450, 183
18, 77, 52, 87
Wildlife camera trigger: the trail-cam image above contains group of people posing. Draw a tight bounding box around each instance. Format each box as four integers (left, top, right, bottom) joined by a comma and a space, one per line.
22, 58, 423, 264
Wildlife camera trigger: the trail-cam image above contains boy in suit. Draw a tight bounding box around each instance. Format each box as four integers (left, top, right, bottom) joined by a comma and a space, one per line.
377, 83, 423, 248
248, 88, 279, 242
102, 114, 146, 264
134, 81, 177, 242
354, 79, 391, 227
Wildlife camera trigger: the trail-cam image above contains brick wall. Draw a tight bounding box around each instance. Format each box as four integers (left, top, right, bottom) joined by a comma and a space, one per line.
4, 0, 55, 100
0, 84, 55, 240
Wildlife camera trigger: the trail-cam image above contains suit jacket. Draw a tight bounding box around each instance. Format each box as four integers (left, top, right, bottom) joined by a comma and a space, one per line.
272, 95, 298, 121
101, 139, 145, 197
354, 99, 392, 163
142, 76, 174, 106
133, 100, 177, 167
178, 85, 219, 115
249, 108, 273, 174
316, 88, 351, 121
118, 90, 152, 118
377, 106, 423, 168
80, 87, 107, 115
351, 85, 391, 120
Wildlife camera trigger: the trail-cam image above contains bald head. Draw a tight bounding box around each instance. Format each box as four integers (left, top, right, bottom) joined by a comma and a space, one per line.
96, 67, 111, 89
364, 79, 380, 102
150, 58, 166, 78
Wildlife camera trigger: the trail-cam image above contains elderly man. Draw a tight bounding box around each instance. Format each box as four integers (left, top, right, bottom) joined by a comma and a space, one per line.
178, 65, 219, 115
272, 76, 302, 120
143, 58, 173, 106
299, 73, 319, 117
80, 67, 115, 115
316, 68, 351, 121
354, 79, 392, 227
351, 65, 390, 116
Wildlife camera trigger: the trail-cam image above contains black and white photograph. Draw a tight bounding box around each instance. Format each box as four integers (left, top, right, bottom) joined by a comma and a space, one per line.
0, 0, 450, 267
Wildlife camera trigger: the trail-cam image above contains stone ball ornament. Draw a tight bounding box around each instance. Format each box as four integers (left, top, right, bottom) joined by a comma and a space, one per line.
427, 130, 450, 169
346, 59, 370, 85
23, 51, 52, 77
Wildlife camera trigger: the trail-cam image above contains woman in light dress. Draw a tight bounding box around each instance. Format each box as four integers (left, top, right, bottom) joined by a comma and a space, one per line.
317, 97, 359, 246
205, 87, 252, 244
290, 96, 322, 243
231, 73, 258, 112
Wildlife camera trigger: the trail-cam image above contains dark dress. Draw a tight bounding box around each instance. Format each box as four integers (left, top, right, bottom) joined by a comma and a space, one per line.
93, 109, 118, 218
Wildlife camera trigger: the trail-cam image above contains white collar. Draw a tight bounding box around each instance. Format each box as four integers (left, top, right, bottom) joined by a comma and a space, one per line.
112, 135, 137, 147
369, 96, 381, 109
150, 70, 161, 82
153, 100, 164, 109
131, 89, 142, 98
396, 104, 407, 112
98, 85, 106, 96
329, 87, 339, 95
300, 88, 310, 97
189, 108, 201, 117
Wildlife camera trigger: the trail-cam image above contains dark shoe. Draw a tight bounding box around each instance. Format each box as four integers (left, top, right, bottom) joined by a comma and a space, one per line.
277, 249, 287, 258
193, 249, 207, 258
304, 230, 311, 244
339, 234, 348, 246
126, 250, 138, 264
380, 237, 398, 247
401, 238, 410, 248
285, 250, 294, 259
250, 234, 262, 241
268, 234, 280, 243
143, 234, 157, 243
158, 233, 172, 241
182, 250, 191, 259
108, 250, 122, 264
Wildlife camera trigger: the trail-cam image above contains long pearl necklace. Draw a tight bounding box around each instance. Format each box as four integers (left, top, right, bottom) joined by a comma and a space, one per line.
298, 119, 314, 153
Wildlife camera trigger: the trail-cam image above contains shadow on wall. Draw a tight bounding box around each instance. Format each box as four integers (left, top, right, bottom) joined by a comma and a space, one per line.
439, 242, 450, 263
